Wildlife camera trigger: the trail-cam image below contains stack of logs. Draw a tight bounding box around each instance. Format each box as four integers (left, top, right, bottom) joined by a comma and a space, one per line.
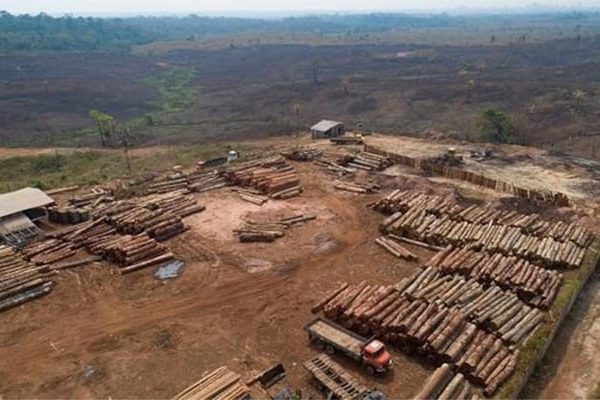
21, 238, 76, 265
425, 247, 562, 309
235, 214, 316, 242
68, 188, 112, 208
339, 151, 393, 172
281, 148, 324, 161
397, 267, 545, 344
334, 180, 379, 194
224, 157, 302, 199
313, 282, 518, 396
375, 190, 591, 269
313, 153, 356, 176
414, 364, 478, 400
187, 171, 228, 193
0, 245, 53, 314
147, 173, 189, 194
236, 188, 269, 206
173, 366, 249, 400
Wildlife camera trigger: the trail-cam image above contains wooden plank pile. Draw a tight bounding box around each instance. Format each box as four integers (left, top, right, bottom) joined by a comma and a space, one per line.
375, 236, 418, 260
173, 366, 249, 400
413, 364, 477, 400
224, 157, 302, 199
313, 282, 518, 395
0, 245, 53, 314
397, 267, 545, 344
334, 180, 379, 194
21, 238, 76, 265
424, 247, 562, 309
340, 151, 393, 171
235, 214, 316, 242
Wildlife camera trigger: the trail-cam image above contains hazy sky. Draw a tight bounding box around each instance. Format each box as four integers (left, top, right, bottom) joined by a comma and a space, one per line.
1, 0, 596, 15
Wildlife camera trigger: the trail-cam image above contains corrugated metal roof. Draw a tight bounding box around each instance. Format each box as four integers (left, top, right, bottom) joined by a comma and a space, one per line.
0, 188, 54, 219
310, 120, 343, 132
0, 212, 35, 235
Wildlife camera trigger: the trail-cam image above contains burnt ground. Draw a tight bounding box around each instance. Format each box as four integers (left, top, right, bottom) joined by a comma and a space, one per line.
1, 38, 600, 159
1, 137, 600, 399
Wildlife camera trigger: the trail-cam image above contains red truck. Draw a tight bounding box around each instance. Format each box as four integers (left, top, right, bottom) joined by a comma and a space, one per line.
304, 316, 392, 375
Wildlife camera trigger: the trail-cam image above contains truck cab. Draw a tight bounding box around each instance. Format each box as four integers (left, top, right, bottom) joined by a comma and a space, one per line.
361, 340, 392, 375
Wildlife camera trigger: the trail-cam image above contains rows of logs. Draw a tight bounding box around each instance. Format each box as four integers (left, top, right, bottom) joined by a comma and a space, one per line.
187, 171, 228, 193
224, 156, 302, 199
313, 282, 517, 396
236, 189, 269, 206
68, 188, 112, 207
426, 247, 562, 309
313, 153, 356, 176
397, 267, 545, 344
413, 364, 477, 400
235, 214, 316, 242
339, 151, 393, 172
383, 207, 587, 269
376, 236, 419, 260
373, 189, 591, 247
173, 366, 249, 400
21, 238, 76, 265
0, 245, 53, 314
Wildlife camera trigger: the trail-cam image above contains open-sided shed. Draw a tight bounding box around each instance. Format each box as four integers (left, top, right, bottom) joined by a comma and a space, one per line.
311, 120, 345, 139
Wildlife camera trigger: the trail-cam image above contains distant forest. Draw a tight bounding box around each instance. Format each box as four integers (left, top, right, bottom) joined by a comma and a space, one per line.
0, 10, 598, 51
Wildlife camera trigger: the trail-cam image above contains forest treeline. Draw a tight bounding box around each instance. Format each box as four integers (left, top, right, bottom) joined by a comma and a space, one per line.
0, 10, 597, 51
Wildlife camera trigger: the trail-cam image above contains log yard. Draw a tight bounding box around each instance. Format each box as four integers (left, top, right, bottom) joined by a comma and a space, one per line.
1, 132, 599, 400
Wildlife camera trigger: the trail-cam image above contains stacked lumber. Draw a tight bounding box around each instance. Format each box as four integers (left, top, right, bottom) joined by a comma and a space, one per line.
187, 171, 228, 193
376, 236, 418, 260
0, 245, 53, 314
224, 157, 302, 199
340, 151, 392, 171
235, 214, 316, 242
413, 364, 476, 400
281, 148, 323, 161
173, 366, 249, 400
21, 238, 76, 265
398, 267, 545, 344
334, 180, 379, 194
314, 282, 517, 393
47, 206, 91, 224
426, 247, 561, 309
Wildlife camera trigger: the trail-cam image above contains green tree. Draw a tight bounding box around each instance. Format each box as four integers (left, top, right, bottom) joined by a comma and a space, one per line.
480, 108, 515, 144
89, 110, 116, 147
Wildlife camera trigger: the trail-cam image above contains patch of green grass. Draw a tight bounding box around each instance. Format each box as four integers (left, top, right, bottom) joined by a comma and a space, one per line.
141, 66, 197, 123
0, 142, 255, 192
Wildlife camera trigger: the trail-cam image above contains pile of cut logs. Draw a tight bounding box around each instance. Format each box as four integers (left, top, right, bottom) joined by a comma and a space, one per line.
339, 151, 393, 171
224, 157, 302, 199
330, 136, 364, 145
0, 245, 53, 314
68, 188, 112, 208
236, 188, 269, 206
235, 214, 316, 242
424, 247, 562, 309
187, 171, 228, 193
313, 154, 356, 176
313, 282, 518, 396
173, 366, 249, 400
376, 236, 418, 260
382, 207, 588, 269
334, 180, 379, 194
397, 267, 545, 343
147, 173, 189, 194
414, 364, 477, 400
21, 238, 76, 265
281, 148, 323, 161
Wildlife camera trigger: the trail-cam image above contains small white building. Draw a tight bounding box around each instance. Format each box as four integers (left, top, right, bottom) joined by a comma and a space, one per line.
310, 120, 345, 139
0, 188, 54, 246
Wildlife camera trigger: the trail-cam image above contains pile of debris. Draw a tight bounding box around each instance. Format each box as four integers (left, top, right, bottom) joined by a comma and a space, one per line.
0, 245, 53, 314
235, 214, 316, 243
313, 282, 518, 396
397, 267, 545, 343
339, 151, 393, 172
173, 366, 249, 400
224, 157, 302, 199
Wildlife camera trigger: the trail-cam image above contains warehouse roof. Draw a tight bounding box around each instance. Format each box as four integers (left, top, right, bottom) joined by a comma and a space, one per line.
0, 188, 54, 219
310, 120, 343, 132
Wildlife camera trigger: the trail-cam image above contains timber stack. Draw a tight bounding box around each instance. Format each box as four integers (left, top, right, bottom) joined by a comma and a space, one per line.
413, 364, 477, 400
376, 236, 419, 260
235, 214, 316, 242
187, 171, 228, 193
21, 238, 76, 265
0, 245, 54, 314
425, 247, 562, 309
339, 151, 393, 171
314, 153, 356, 176
330, 136, 364, 145
224, 157, 302, 199
312, 282, 518, 395
281, 148, 323, 161
69, 188, 112, 208
397, 267, 545, 343
173, 366, 249, 400
236, 189, 269, 206
334, 180, 379, 194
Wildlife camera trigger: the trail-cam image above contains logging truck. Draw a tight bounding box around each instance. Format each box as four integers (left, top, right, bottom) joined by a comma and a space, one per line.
303, 317, 392, 375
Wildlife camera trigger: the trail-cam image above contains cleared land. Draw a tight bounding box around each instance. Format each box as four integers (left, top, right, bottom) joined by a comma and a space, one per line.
0, 134, 599, 399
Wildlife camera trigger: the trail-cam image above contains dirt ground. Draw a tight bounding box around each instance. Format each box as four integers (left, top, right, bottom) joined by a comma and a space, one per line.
1, 137, 600, 399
